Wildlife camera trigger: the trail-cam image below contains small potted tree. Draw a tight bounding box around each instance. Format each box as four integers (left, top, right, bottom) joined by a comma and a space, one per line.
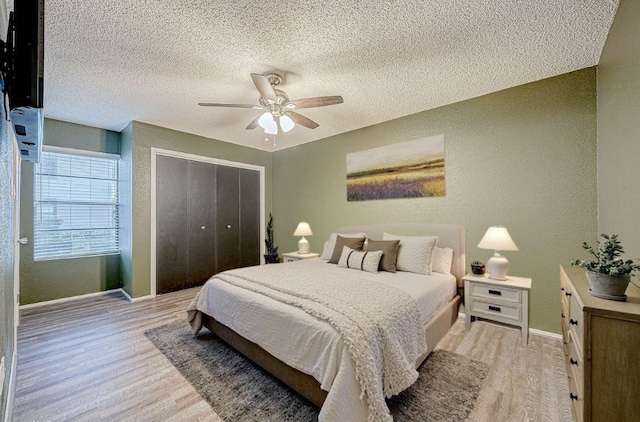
264, 213, 279, 264
571, 234, 640, 301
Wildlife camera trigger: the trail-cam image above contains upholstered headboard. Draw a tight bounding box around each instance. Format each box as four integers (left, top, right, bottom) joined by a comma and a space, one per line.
334, 223, 466, 285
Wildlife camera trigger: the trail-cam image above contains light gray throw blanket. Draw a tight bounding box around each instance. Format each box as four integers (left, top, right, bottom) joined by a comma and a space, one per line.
187, 264, 426, 422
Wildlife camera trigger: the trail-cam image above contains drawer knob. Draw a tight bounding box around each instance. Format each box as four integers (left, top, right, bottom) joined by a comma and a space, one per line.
488, 289, 502, 296
569, 319, 578, 326
488, 305, 501, 313
570, 358, 578, 366
561, 287, 565, 291
563, 340, 569, 345
561, 313, 565, 318
565, 292, 572, 297
570, 393, 579, 401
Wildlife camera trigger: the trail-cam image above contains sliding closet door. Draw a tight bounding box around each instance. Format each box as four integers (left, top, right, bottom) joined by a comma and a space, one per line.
187, 161, 217, 285
240, 168, 260, 267
156, 156, 190, 293
216, 165, 241, 272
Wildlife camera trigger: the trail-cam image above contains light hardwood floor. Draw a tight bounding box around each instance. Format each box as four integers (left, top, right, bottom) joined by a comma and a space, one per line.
14, 288, 573, 421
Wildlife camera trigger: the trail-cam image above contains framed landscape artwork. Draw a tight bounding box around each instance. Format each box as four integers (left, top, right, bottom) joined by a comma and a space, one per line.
347, 134, 445, 201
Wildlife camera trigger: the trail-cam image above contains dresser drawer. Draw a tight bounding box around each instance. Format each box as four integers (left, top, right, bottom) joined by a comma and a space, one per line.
567, 331, 584, 393
470, 299, 521, 322
568, 371, 584, 422
568, 294, 584, 355
561, 319, 570, 356
561, 275, 573, 317
472, 283, 521, 304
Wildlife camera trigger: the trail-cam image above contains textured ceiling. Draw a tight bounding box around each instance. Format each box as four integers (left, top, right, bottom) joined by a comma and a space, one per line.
45, 0, 618, 151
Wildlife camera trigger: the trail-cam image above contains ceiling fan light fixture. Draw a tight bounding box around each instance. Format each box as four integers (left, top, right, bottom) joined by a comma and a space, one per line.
264, 119, 278, 135
280, 115, 295, 132
258, 112, 274, 129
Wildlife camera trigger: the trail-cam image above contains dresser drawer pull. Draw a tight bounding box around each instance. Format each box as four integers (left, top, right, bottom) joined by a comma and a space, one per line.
570, 393, 579, 401
561, 287, 565, 291
569, 319, 578, 326
488, 289, 502, 296
570, 358, 578, 366
561, 313, 565, 318
488, 305, 501, 312
565, 292, 572, 297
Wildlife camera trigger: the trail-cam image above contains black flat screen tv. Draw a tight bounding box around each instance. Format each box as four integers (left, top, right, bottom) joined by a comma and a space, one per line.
2, 0, 44, 163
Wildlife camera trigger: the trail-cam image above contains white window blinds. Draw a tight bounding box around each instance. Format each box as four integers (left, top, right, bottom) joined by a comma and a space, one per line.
33, 148, 120, 260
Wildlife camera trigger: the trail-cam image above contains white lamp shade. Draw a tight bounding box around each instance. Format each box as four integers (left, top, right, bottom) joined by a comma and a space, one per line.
477, 226, 518, 251
280, 115, 295, 132
264, 119, 278, 134
293, 222, 313, 236
258, 112, 274, 129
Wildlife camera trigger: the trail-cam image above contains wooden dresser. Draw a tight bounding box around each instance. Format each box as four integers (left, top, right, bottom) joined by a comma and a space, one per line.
560, 265, 640, 422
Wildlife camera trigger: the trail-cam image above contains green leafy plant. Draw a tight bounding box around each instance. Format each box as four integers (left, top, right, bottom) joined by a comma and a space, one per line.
264, 213, 279, 264
571, 234, 640, 276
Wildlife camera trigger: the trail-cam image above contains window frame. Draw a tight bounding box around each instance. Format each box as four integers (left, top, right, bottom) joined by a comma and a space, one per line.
33, 145, 121, 261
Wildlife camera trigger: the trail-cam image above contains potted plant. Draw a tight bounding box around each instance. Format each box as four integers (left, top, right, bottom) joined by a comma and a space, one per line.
571, 234, 640, 301
264, 213, 279, 264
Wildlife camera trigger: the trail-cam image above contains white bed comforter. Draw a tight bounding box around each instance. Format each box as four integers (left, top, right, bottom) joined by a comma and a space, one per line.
187, 262, 427, 422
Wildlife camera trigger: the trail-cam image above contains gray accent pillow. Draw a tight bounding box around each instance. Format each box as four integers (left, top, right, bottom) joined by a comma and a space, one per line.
365, 239, 401, 273
328, 235, 365, 264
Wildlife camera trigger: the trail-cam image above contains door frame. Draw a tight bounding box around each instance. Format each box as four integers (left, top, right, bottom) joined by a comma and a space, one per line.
150, 148, 266, 297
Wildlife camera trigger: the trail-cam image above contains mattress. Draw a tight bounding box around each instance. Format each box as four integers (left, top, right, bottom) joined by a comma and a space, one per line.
196, 258, 456, 390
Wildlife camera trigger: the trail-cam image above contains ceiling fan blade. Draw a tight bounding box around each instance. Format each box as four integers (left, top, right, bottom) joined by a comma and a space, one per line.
288, 111, 319, 129
199, 102, 262, 109
251, 73, 277, 102
287, 96, 343, 109
246, 115, 262, 130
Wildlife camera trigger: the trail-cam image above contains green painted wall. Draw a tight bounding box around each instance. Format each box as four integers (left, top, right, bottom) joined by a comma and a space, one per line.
272, 69, 598, 334
597, 0, 640, 261
20, 119, 122, 304
126, 121, 272, 298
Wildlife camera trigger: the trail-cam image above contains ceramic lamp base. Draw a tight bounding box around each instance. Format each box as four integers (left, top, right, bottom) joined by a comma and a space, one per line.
298, 237, 310, 254
487, 252, 509, 280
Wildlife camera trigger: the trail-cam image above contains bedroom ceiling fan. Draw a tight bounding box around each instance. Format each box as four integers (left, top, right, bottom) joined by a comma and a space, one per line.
199, 73, 344, 136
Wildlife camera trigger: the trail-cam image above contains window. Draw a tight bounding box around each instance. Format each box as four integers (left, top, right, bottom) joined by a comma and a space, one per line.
34, 147, 120, 260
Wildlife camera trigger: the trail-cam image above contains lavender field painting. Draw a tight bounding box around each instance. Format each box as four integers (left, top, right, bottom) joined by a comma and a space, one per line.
347, 135, 445, 201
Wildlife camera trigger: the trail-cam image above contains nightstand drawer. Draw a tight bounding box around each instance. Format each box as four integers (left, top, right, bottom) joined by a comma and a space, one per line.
470, 299, 521, 322
472, 284, 521, 303
283, 256, 296, 263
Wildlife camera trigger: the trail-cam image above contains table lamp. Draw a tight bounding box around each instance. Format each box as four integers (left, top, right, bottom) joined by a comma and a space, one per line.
477, 226, 518, 280
293, 222, 313, 254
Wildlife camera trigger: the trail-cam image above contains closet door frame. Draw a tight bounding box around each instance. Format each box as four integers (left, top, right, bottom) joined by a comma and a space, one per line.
150, 147, 265, 298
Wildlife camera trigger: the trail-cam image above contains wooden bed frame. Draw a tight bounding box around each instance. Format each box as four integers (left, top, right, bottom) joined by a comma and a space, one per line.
201, 223, 466, 407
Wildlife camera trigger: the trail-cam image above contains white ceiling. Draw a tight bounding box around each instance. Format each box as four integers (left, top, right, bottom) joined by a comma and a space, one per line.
45, 0, 618, 152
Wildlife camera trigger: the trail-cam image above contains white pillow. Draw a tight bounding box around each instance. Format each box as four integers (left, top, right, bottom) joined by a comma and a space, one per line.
337, 246, 383, 274
382, 233, 438, 275
321, 232, 367, 260
432, 246, 454, 274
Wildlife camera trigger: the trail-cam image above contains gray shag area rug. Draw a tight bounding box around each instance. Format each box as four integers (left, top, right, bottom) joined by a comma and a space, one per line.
145, 320, 488, 422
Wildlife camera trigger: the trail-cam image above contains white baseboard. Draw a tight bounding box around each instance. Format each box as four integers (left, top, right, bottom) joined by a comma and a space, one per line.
3, 351, 17, 422
457, 312, 562, 340
529, 328, 562, 340
118, 289, 152, 303
19, 289, 124, 309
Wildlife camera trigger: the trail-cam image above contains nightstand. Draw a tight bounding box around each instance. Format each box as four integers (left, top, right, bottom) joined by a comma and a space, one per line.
463, 274, 532, 346
282, 252, 320, 263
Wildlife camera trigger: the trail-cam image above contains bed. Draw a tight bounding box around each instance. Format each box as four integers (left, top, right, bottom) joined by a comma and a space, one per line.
187, 223, 465, 422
